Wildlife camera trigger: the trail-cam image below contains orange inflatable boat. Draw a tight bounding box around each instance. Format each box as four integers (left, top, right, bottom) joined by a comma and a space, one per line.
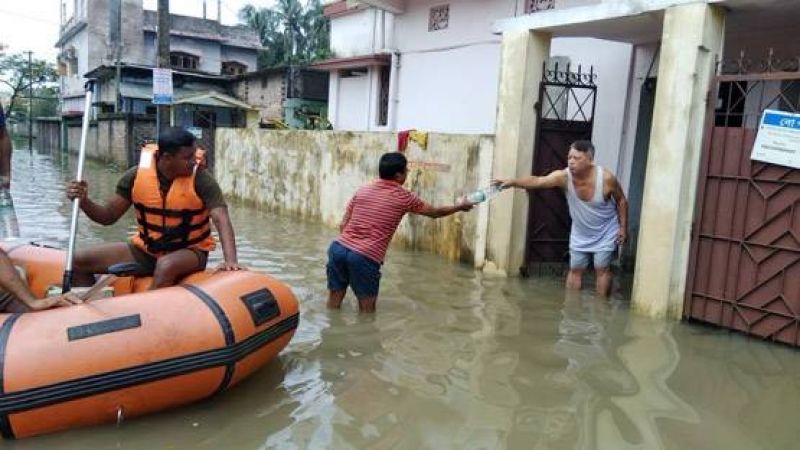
0, 242, 299, 439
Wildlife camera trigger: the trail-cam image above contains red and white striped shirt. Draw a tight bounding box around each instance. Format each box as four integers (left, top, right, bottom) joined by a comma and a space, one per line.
336, 179, 429, 263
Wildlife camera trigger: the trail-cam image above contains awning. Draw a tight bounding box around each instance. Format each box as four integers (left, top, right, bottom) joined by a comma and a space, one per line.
119, 85, 255, 110
174, 92, 257, 110
119, 84, 197, 100
311, 53, 390, 71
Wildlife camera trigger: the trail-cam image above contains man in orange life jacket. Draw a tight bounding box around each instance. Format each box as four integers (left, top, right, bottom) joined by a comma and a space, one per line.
66, 127, 243, 289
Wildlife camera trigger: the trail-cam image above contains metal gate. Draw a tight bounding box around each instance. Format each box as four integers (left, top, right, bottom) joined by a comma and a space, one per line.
522, 63, 597, 276
685, 51, 800, 346
126, 114, 156, 167
193, 110, 217, 169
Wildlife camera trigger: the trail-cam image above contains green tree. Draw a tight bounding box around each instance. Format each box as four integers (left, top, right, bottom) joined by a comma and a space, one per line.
304, 0, 331, 62
239, 0, 331, 69
0, 53, 58, 118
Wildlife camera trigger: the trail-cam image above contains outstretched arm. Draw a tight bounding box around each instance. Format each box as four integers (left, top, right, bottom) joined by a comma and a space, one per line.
415, 201, 473, 219
493, 169, 568, 191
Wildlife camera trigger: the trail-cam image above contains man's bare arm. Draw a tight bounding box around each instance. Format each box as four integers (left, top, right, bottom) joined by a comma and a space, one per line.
493, 169, 568, 190
607, 171, 629, 244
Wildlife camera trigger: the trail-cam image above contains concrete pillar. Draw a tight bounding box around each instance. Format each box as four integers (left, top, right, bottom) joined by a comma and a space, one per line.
328, 71, 340, 128
485, 30, 551, 275
632, 4, 725, 319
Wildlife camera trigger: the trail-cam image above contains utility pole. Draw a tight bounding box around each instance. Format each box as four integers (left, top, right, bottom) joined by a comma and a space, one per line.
111, 0, 123, 113
156, 0, 171, 135
26, 51, 33, 151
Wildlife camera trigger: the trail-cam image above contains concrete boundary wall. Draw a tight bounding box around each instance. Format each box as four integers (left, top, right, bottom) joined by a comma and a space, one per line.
215, 129, 495, 266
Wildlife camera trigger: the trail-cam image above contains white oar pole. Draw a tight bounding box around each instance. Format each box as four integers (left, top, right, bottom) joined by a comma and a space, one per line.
63, 80, 94, 293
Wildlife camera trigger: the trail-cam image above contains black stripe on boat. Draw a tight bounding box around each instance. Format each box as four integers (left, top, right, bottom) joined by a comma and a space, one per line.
0, 314, 22, 439
0, 313, 298, 419
67, 314, 142, 341
182, 284, 236, 394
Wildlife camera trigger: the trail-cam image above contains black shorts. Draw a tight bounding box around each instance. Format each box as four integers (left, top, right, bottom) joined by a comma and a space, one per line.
127, 243, 209, 275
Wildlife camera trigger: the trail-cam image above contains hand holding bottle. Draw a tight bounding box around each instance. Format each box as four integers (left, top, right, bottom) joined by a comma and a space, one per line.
459, 184, 507, 205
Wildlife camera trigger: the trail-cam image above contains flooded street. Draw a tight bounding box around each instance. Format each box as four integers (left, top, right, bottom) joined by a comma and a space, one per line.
3, 150, 799, 450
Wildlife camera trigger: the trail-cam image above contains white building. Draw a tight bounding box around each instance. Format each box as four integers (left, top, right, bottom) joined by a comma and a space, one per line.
316, 0, 800, 331
56, 0, 260, 115
316, 0, 632, 174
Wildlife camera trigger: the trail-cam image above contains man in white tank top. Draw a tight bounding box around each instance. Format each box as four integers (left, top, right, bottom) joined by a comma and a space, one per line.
494, 140, 629, 297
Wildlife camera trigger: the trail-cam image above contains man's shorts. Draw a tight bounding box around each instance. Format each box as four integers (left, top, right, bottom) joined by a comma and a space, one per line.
569, 249, 615, 270
326, 241, 381, 299
127, 243, 209, 274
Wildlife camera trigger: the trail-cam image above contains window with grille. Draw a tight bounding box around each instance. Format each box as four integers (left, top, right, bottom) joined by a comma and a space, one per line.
222, 61, 247, 76
170, 52, 199, 71
525, 0, 554, 14
377, 66, 390, 126
429, 5, 449, 31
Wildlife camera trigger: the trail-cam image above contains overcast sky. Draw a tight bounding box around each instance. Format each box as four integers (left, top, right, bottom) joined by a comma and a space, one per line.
0, 0, 272, 63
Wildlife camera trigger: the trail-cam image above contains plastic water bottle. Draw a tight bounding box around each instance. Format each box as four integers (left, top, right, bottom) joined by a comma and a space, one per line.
462, 184, 505, 204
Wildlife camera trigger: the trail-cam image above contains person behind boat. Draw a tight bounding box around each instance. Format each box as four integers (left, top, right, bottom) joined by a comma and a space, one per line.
0, 102, 11, 189
65, 127, 243, 290
327, 152, 474, 313
493, 140, 628, 297
0, 248, 81, 313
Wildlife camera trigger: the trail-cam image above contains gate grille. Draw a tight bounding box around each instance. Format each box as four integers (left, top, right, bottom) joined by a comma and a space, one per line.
685, 51, 800, 346
523, 63, 597, 276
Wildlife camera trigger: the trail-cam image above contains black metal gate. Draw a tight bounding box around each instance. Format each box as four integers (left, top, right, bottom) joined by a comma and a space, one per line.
522, 63, 597, 276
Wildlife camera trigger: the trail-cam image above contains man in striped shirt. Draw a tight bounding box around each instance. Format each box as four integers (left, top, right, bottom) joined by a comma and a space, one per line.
327, 152, 473, 312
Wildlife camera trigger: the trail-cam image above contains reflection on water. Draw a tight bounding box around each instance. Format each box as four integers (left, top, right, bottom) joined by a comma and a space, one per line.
4, 150, 799, 450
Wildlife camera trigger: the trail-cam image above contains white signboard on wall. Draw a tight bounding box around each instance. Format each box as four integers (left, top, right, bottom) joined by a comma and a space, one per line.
152, 68, 173, 105
751, 109, 800, 169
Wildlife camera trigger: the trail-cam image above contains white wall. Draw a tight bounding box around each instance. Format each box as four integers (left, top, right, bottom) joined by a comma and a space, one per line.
618, 43, 658, 192
327, 0, 632, 157
390, 0, 522, 134
550, 37, 633, 176
395, 44, 501, 133
330, 9, 380, 58
335, 72, 371, 130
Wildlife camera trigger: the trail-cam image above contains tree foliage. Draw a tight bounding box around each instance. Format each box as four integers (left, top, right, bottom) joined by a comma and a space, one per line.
0, 52, 58, 118
239, 0, 331, 69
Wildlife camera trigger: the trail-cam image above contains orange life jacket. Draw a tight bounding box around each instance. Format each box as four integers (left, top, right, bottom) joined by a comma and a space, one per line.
130, 144, 215, 256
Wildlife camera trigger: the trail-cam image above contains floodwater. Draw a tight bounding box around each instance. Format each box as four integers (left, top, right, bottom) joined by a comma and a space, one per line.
2, 149, 799, 450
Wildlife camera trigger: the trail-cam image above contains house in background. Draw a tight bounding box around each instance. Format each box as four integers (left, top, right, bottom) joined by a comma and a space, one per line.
316, 0, 634, 272
56, 0, 260, 120
52, 0, 261, 165
233, 67, 330, 129
316, 0, 631, 174
313, 0, 800, 334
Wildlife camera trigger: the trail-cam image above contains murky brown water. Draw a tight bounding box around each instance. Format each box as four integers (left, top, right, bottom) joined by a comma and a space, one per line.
2, 149, 799, 450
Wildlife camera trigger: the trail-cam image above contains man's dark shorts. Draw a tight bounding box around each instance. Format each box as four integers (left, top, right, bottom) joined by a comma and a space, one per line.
326, 241, 381, 299
127, 243, 208, 274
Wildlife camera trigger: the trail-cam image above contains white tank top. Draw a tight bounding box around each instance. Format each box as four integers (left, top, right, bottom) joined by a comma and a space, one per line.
565, 166, 619, 252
